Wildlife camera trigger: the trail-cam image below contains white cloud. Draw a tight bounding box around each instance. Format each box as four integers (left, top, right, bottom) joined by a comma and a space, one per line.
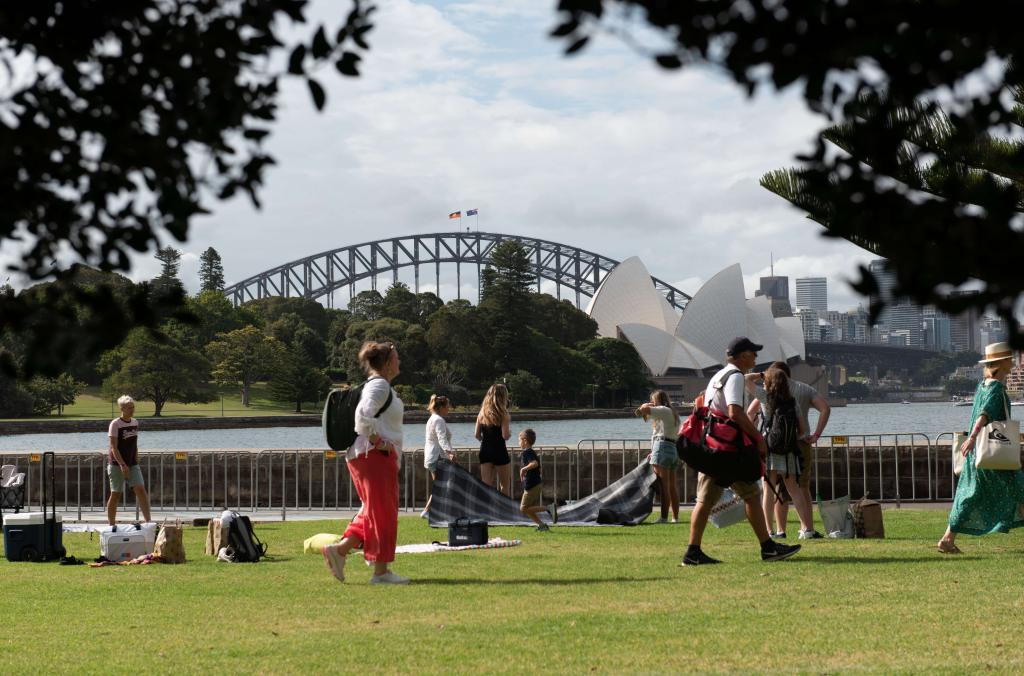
7, 0, 879, 313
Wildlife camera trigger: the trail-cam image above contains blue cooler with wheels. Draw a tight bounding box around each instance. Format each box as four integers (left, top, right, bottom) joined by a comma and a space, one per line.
2, 452, 65, 562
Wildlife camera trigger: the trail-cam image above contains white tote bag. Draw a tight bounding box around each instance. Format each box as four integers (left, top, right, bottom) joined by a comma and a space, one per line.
974, 396, 1021, 471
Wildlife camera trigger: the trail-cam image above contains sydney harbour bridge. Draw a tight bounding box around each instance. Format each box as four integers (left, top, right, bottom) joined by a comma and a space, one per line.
223, 231, 692, 311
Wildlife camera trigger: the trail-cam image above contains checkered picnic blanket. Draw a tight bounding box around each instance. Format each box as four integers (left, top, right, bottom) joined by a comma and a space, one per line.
393, 538, 522, 554
427, 459, 657, 527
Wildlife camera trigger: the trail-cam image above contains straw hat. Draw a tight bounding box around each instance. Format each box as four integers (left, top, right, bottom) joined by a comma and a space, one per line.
978, 341, 1014, 364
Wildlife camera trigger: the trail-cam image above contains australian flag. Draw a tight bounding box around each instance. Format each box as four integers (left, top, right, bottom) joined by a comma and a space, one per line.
466, 209, 478, 216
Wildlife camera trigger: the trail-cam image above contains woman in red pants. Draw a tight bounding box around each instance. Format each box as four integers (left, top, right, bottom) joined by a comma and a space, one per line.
323, 340, 408, 585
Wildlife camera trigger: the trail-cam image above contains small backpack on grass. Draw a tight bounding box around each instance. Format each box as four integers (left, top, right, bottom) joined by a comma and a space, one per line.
322, 377, 393, 451
219, 510, 268, 562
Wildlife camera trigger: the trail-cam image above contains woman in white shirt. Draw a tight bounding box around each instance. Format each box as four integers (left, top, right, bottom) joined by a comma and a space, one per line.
636, 390, 680, 523
322, 341, 408, 585
421, 394, 456, 518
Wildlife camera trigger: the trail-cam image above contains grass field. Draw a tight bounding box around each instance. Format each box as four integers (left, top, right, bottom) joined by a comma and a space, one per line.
5, 510, 1024, 674
11, 384, 322, 421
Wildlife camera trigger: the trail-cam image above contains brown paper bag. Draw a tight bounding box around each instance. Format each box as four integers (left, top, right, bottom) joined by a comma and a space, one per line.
850, 497, 885, 538
204, 518, 230, 556
155, 520, 186, 563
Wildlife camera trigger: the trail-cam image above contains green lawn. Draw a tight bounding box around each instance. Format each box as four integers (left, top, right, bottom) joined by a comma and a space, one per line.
15, 384, 323, 420
4, 510, 1023, 674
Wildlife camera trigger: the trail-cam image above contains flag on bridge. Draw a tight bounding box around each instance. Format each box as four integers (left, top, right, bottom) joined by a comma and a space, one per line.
448, 211, 461, 219
466, 208, 478, 216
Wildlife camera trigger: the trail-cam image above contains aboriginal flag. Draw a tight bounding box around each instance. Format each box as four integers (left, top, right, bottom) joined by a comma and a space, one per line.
449, 211, 461, 219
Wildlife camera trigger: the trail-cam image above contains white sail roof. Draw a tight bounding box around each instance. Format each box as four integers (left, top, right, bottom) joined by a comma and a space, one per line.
587, 259, 804, 376
587, 256, 677, 337
673, 263, 746, 361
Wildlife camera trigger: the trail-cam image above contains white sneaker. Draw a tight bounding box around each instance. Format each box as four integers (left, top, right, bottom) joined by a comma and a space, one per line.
322, 545, 346, 583
370, 570, 410, 585
420, 510, 429, 519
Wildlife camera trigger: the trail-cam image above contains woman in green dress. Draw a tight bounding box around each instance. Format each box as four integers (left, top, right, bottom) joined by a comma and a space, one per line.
938, 342, 1024, 554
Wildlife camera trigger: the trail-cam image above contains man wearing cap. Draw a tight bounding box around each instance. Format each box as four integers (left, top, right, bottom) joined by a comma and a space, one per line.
681, 337, 802, 565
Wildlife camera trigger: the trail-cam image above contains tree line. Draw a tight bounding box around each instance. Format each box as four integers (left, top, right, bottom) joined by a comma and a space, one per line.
0, 241, 650, 417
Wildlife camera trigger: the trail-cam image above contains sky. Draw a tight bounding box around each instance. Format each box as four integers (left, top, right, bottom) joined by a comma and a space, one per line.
23, 0, 883, 312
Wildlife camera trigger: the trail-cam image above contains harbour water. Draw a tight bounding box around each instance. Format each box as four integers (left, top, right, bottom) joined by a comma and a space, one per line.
0, 402, 1013, 452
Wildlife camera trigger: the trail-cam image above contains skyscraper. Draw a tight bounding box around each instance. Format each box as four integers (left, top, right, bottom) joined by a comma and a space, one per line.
795, 277, 827, 315
756, 275, 792, 317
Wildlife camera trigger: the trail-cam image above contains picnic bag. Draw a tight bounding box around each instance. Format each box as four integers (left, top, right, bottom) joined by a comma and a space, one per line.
952, 432, 968, 476
676, 372, 761, 486
448, 518, 488, 546
220, 510, 268, 562
322, 377, 393, 451
817, 495, 854, 538
154, 520, 186, 563
974, 396, 1021, 470
709, 487, 749, 529
850, 497, 884, 538
205, 518, 230, 556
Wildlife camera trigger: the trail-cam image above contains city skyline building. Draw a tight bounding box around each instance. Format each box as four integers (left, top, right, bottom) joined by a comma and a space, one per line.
756, 275, 792, 317
795, 277, 828, 315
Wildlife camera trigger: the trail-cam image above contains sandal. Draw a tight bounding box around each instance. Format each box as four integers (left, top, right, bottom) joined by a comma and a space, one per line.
937, 540, 962, 554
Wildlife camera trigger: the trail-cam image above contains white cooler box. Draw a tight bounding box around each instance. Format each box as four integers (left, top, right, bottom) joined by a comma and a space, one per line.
100, 523, 158, 561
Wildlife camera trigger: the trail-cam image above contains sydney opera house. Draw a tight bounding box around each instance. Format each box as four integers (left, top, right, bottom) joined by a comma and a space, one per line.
585, 258, 816, 403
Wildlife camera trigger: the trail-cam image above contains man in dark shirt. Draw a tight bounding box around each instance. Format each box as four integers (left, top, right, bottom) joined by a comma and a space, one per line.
518, 428, 556, 531
106, 395, 151, 525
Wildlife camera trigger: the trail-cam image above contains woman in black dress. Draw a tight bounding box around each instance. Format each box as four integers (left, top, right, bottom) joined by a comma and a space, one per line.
475, 383, 512, 497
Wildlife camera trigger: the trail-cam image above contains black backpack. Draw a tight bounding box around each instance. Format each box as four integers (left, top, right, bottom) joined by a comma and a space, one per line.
322, 377, 393, 451
222, 511, 267, 562
764, 397, 799, 456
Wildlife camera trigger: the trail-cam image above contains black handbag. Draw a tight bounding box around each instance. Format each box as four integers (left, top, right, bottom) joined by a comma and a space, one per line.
447, 517, 488, 546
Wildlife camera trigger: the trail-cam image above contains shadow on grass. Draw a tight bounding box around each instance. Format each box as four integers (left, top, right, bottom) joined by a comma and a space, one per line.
410, 576, 673, 586
801, 555, 983, 564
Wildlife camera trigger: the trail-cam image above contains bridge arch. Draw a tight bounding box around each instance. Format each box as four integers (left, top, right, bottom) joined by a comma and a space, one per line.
223, 231, 691, 311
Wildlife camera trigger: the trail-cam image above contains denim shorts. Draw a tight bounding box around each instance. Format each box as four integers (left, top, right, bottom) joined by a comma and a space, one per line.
108, 464, 145, 492
651, 439, 679, 469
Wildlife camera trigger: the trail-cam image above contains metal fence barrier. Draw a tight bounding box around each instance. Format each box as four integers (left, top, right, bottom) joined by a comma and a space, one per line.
0, 433, 1003, 519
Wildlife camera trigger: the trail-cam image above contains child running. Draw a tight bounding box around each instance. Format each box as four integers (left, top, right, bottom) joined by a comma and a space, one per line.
518, 428, 557, 531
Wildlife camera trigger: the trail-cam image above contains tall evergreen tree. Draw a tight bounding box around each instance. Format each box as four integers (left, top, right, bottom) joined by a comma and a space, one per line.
480, 241, 536, 373
198, 247, 225, 292
153, 246, 183, 295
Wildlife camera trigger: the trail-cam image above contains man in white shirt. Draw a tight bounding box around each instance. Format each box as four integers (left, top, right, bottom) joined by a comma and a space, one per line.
681, 337, 802, 565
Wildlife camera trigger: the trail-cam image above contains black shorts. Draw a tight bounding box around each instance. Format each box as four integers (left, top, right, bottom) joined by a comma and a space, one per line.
479, 446, 511, 466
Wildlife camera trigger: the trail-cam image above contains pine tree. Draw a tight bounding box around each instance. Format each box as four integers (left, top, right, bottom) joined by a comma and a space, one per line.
761, 88, 1024, 334
153, 246, 183, 295
198, 247, 225, 292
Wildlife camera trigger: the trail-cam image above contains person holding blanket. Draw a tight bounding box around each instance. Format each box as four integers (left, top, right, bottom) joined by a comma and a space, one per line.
323, 341, 408, 585
938, 342, 1024, 554
421, 394, 456, 519
636, 390, 680, 523
681, 337, 801, 566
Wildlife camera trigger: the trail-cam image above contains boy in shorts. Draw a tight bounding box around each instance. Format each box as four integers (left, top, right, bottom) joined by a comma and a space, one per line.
518, 429, 556, 531
106, 395, 152, 525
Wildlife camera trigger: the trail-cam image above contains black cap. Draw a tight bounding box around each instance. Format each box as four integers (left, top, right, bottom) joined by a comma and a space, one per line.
727, 336, 763, 356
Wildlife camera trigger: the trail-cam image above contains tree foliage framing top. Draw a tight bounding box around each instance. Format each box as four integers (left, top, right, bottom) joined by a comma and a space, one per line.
554, 0, 1024, 345
0, 0, 376, 375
